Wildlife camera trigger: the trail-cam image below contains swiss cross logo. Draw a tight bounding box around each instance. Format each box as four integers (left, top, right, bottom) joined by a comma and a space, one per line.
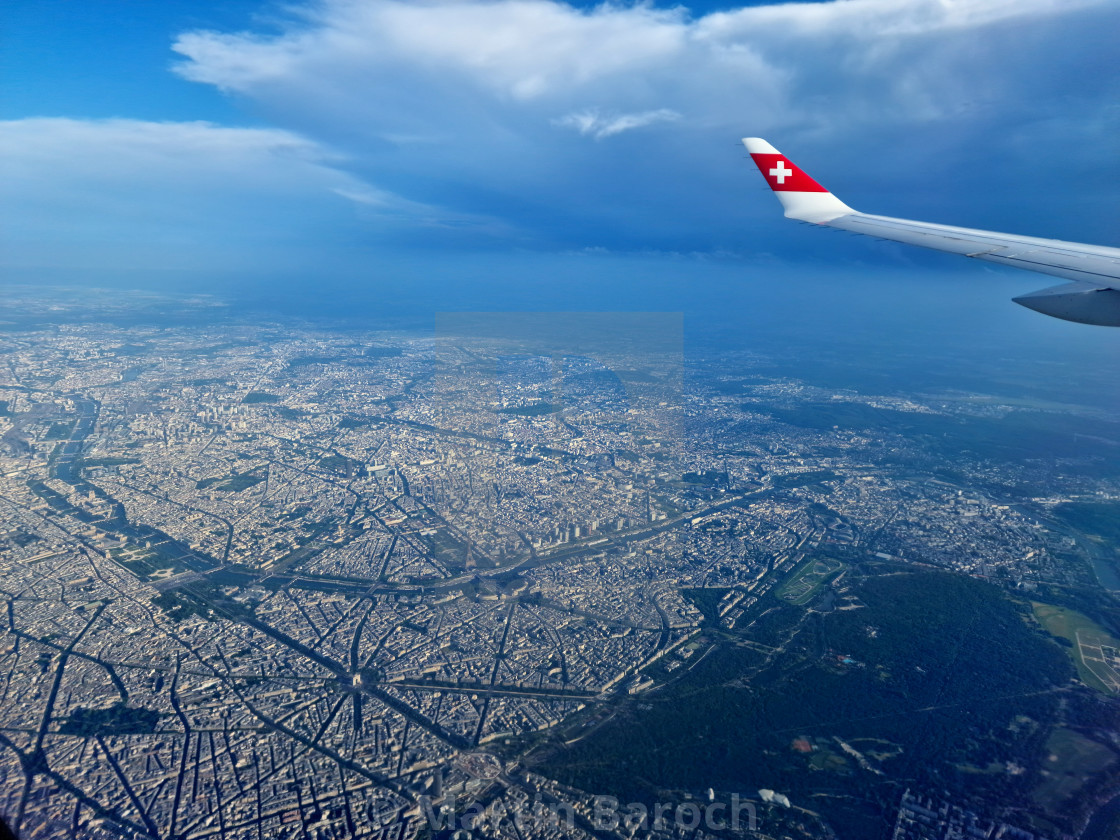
769, 161, 793, 184
749, 153, 828, 193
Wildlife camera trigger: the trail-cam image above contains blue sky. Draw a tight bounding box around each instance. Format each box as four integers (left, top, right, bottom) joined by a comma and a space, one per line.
2, 0, 1118, 330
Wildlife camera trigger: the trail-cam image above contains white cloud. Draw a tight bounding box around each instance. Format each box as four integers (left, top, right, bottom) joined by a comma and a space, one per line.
174, 0, 691, 100
0, 118, 475, 270
173, 0, 1109, 127
168, 0, 1118, 251
0, 118, 336, 194
12, 0, 1118, 270
553, 108, 681, 139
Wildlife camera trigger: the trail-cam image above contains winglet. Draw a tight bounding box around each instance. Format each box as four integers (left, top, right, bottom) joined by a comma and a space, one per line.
742, 138, 854, 223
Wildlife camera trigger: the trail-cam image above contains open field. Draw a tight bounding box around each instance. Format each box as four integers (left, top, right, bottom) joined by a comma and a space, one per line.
1033, 727, 1117, 813
777, 555, 845, 605
1032, 603, 1120, 694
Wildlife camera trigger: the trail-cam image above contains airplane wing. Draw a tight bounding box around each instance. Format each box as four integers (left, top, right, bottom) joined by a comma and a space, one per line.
742, 137, 1120, 326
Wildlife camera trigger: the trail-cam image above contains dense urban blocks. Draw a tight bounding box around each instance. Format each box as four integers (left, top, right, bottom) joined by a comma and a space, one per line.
0, 291, 1117, 838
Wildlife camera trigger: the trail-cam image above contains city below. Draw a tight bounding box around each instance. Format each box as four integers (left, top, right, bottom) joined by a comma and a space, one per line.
1, 290, 1118, 840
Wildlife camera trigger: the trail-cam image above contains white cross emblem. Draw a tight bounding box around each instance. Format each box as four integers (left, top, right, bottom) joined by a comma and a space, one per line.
769, 160, 793, 184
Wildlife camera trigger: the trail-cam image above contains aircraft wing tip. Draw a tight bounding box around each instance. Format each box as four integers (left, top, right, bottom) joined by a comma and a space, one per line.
742, 137, 779, 155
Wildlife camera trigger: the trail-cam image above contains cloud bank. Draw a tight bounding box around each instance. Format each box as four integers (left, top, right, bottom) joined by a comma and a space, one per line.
3, 0, 1116, 278
167, 0, 1119, 249
0, 117, 502, 272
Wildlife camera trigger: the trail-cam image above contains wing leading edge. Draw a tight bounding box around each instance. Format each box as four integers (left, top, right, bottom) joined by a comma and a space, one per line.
742, 137, 1120, 326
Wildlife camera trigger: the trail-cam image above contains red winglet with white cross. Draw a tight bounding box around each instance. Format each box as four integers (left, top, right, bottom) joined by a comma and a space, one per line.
742, 137, 853, 224
748, 153, 828, 193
